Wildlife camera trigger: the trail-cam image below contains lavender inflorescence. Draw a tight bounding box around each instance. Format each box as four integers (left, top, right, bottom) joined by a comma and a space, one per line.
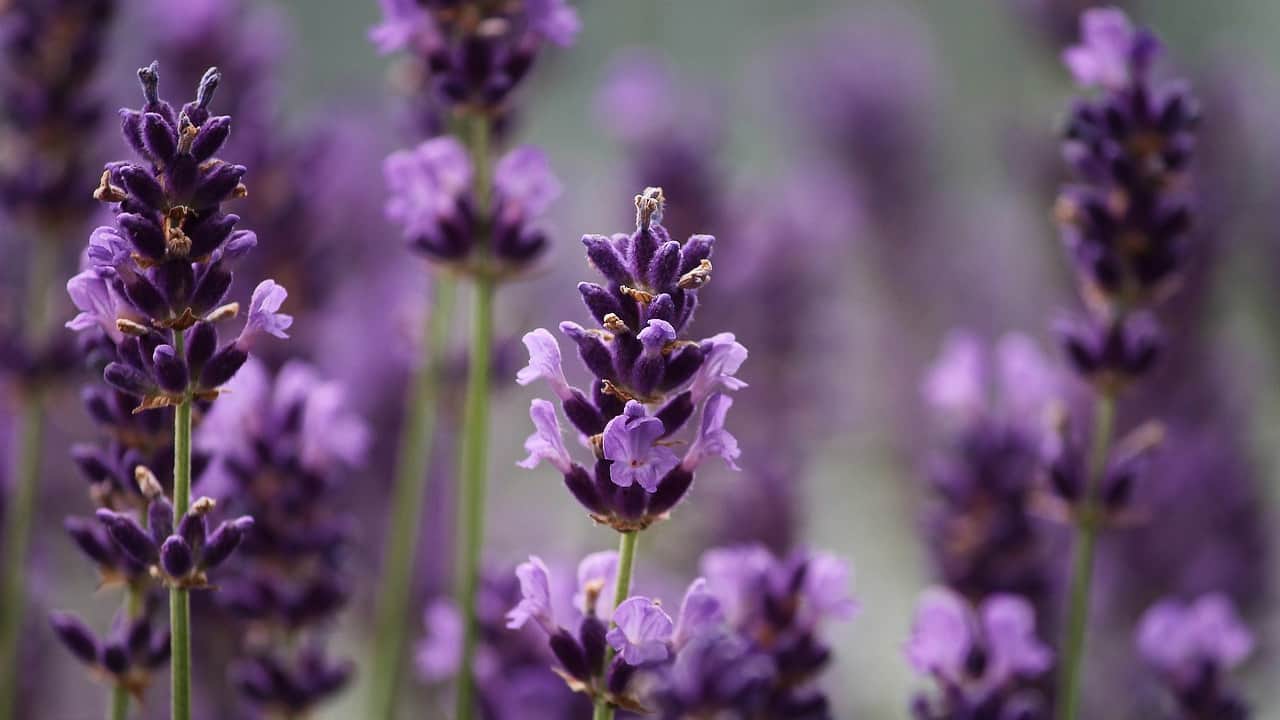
516, 188, 746, 532
507, 545, 856, 717
196, 359, 367, 715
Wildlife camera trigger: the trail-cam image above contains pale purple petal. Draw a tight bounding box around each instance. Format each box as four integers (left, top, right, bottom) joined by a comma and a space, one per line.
672, 578, 723, 649
506, 556, 555, 634
602, 402, 678, 492
982, 594, 1052, 684
683, 393, 741, 471
637, 319, 676, 354
494, 146, 561, 219
237, 279, 292, 349
606, 597, 673, 666
573, 550, 619, 616
922, 330, 985, 420
905, 587, 972, 680
802, 552, 859, 622
518, 399, 573, 474
66, 270, 123, 343
416, 600, 462, 681
516, 329, 572, 400
526, 0, 581, 46
384, 137, 472, 240
1137, 594, 1254, 683
689, 333, 748, 402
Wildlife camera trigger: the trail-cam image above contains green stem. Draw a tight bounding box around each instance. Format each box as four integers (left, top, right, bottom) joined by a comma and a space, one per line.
451, 275, 494, 720
170, 329, 192, 720
451, 109, 494, 720
0, 237, 55, 720
1055, 392, 1116, 720
368, 276, 456, 720
592, 531, 639, 720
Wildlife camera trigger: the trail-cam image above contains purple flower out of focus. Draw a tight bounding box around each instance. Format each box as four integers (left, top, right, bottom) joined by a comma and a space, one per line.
1136, 594, 1253, 718
384, 136, 561, 274
906, 587, 1052, 719
1062, 7, 1160, 91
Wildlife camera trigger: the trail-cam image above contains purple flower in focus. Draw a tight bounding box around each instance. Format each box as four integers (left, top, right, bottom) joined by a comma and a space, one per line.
682, 393, 741, 472
517, 329, 572, 400
602, 401, 679, 492
518, 399, 574, 474
606, 597, 674, 666
235, 279, 292, 349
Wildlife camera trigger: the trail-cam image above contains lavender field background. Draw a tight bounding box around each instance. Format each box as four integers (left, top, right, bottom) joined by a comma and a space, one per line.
5, 0, 1280, 718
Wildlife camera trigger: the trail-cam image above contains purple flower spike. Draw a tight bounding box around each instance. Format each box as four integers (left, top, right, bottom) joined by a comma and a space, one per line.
606, 597, 674, 666
517, 329, 573, 400
506, 556, 556, 634
602, 402, 679, 492
518, 399, 573, 474
682, 393, 741, 472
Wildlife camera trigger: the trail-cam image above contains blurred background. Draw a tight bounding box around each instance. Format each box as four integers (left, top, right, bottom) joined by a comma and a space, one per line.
5, 0, 1280, 717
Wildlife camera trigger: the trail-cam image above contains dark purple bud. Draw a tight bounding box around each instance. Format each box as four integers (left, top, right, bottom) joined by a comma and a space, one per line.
49, 612, 100, 666
65, 517, 117, 568
148, 498, 174, 547
125, 617, 151, 657
152, 345, 189, 393
118, 166, 165, 210
200, 516, 253, 570
679, 235, 715, 275
560, 323, 615, 381
185, 322, 217, 372
147, 628, 171, 667
97, 509, 158, 565
196, 66, 220, 109
177, 513, 206, 560
142, 112, 177, 162
578, 282, 623, 325
648, 241, 681, 290
199, 345, 248, 389
81, 388, 116, 425
583, 235, 632, 284
186, 212, 237, 258
579, 615, 608, 674
70, 444, 115, 485
631, 227, 659, 279
607, 655, 637, 695
100, 639, 130, 674
563, 389, 605, 436
154, 261, 195, 309
661, 346, 703, 391
188, 264, 232, 316
549, 628, 590, 681
191, 116, 231, 161
647, 293, 676, 326
160, 536, 194, 578
189, 163, 246, 208
563, 464, 605, 515
654, 392, 694, 438
121, 272, 170, 321
647, 467, 694, 516
103, 362, 155, 397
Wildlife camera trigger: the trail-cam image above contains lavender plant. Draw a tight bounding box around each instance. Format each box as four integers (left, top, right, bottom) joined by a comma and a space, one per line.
61, 62, 290, 720
0, 3, 116, 713
516, 188, 747, 718
1048, 9, 1200, 718
193, 359, 366, 717
372, 2, 578, 717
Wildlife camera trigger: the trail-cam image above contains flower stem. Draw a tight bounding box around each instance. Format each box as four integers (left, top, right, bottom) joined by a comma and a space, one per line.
592, 531, 639, 720
1055, 391, 1116, 720
451, 273, 495, 720
368, 276, 455, 720
170, 330, 192, 720
0, 237, 55, 720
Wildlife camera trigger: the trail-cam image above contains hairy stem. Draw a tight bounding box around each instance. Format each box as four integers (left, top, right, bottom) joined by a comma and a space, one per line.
592, 531, 639, 720
170, 332, 192, 720
1056, 392, 1116, 720
368, 276, 456, 719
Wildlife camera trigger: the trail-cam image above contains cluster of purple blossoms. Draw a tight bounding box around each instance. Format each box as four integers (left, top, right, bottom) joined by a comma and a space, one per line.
920, 332, 1063, 624
508, 544, 856, 717
371, 0, 579, 117
1052, 8, 1196, 394
66, 62, 292, 411
1135, 594, 1253, 719
53, 60, 287, 696
0, 0, 116, 380
194, 359, 367, 715
906, 587, 1054, 719
516, 188, 746, 531
385, 136, 561, 275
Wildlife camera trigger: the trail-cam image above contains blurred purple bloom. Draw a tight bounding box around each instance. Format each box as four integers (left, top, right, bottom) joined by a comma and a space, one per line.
1137, 594, 1253, 684
416, 600, 462, 681
1062, 7, 1161, 90
573, 551, 619, 617
507, 556, 556, 634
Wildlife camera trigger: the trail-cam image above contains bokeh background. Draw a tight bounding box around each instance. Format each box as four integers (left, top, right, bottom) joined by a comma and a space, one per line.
6, 0, 1280, 717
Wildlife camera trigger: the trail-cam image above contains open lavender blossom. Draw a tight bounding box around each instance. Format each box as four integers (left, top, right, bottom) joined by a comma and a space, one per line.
384, 136, 561, 274
516, 188, 747, 531
1136, 594, 1253, 719
65, 62, 291, 412
906, 587, 1052, 719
